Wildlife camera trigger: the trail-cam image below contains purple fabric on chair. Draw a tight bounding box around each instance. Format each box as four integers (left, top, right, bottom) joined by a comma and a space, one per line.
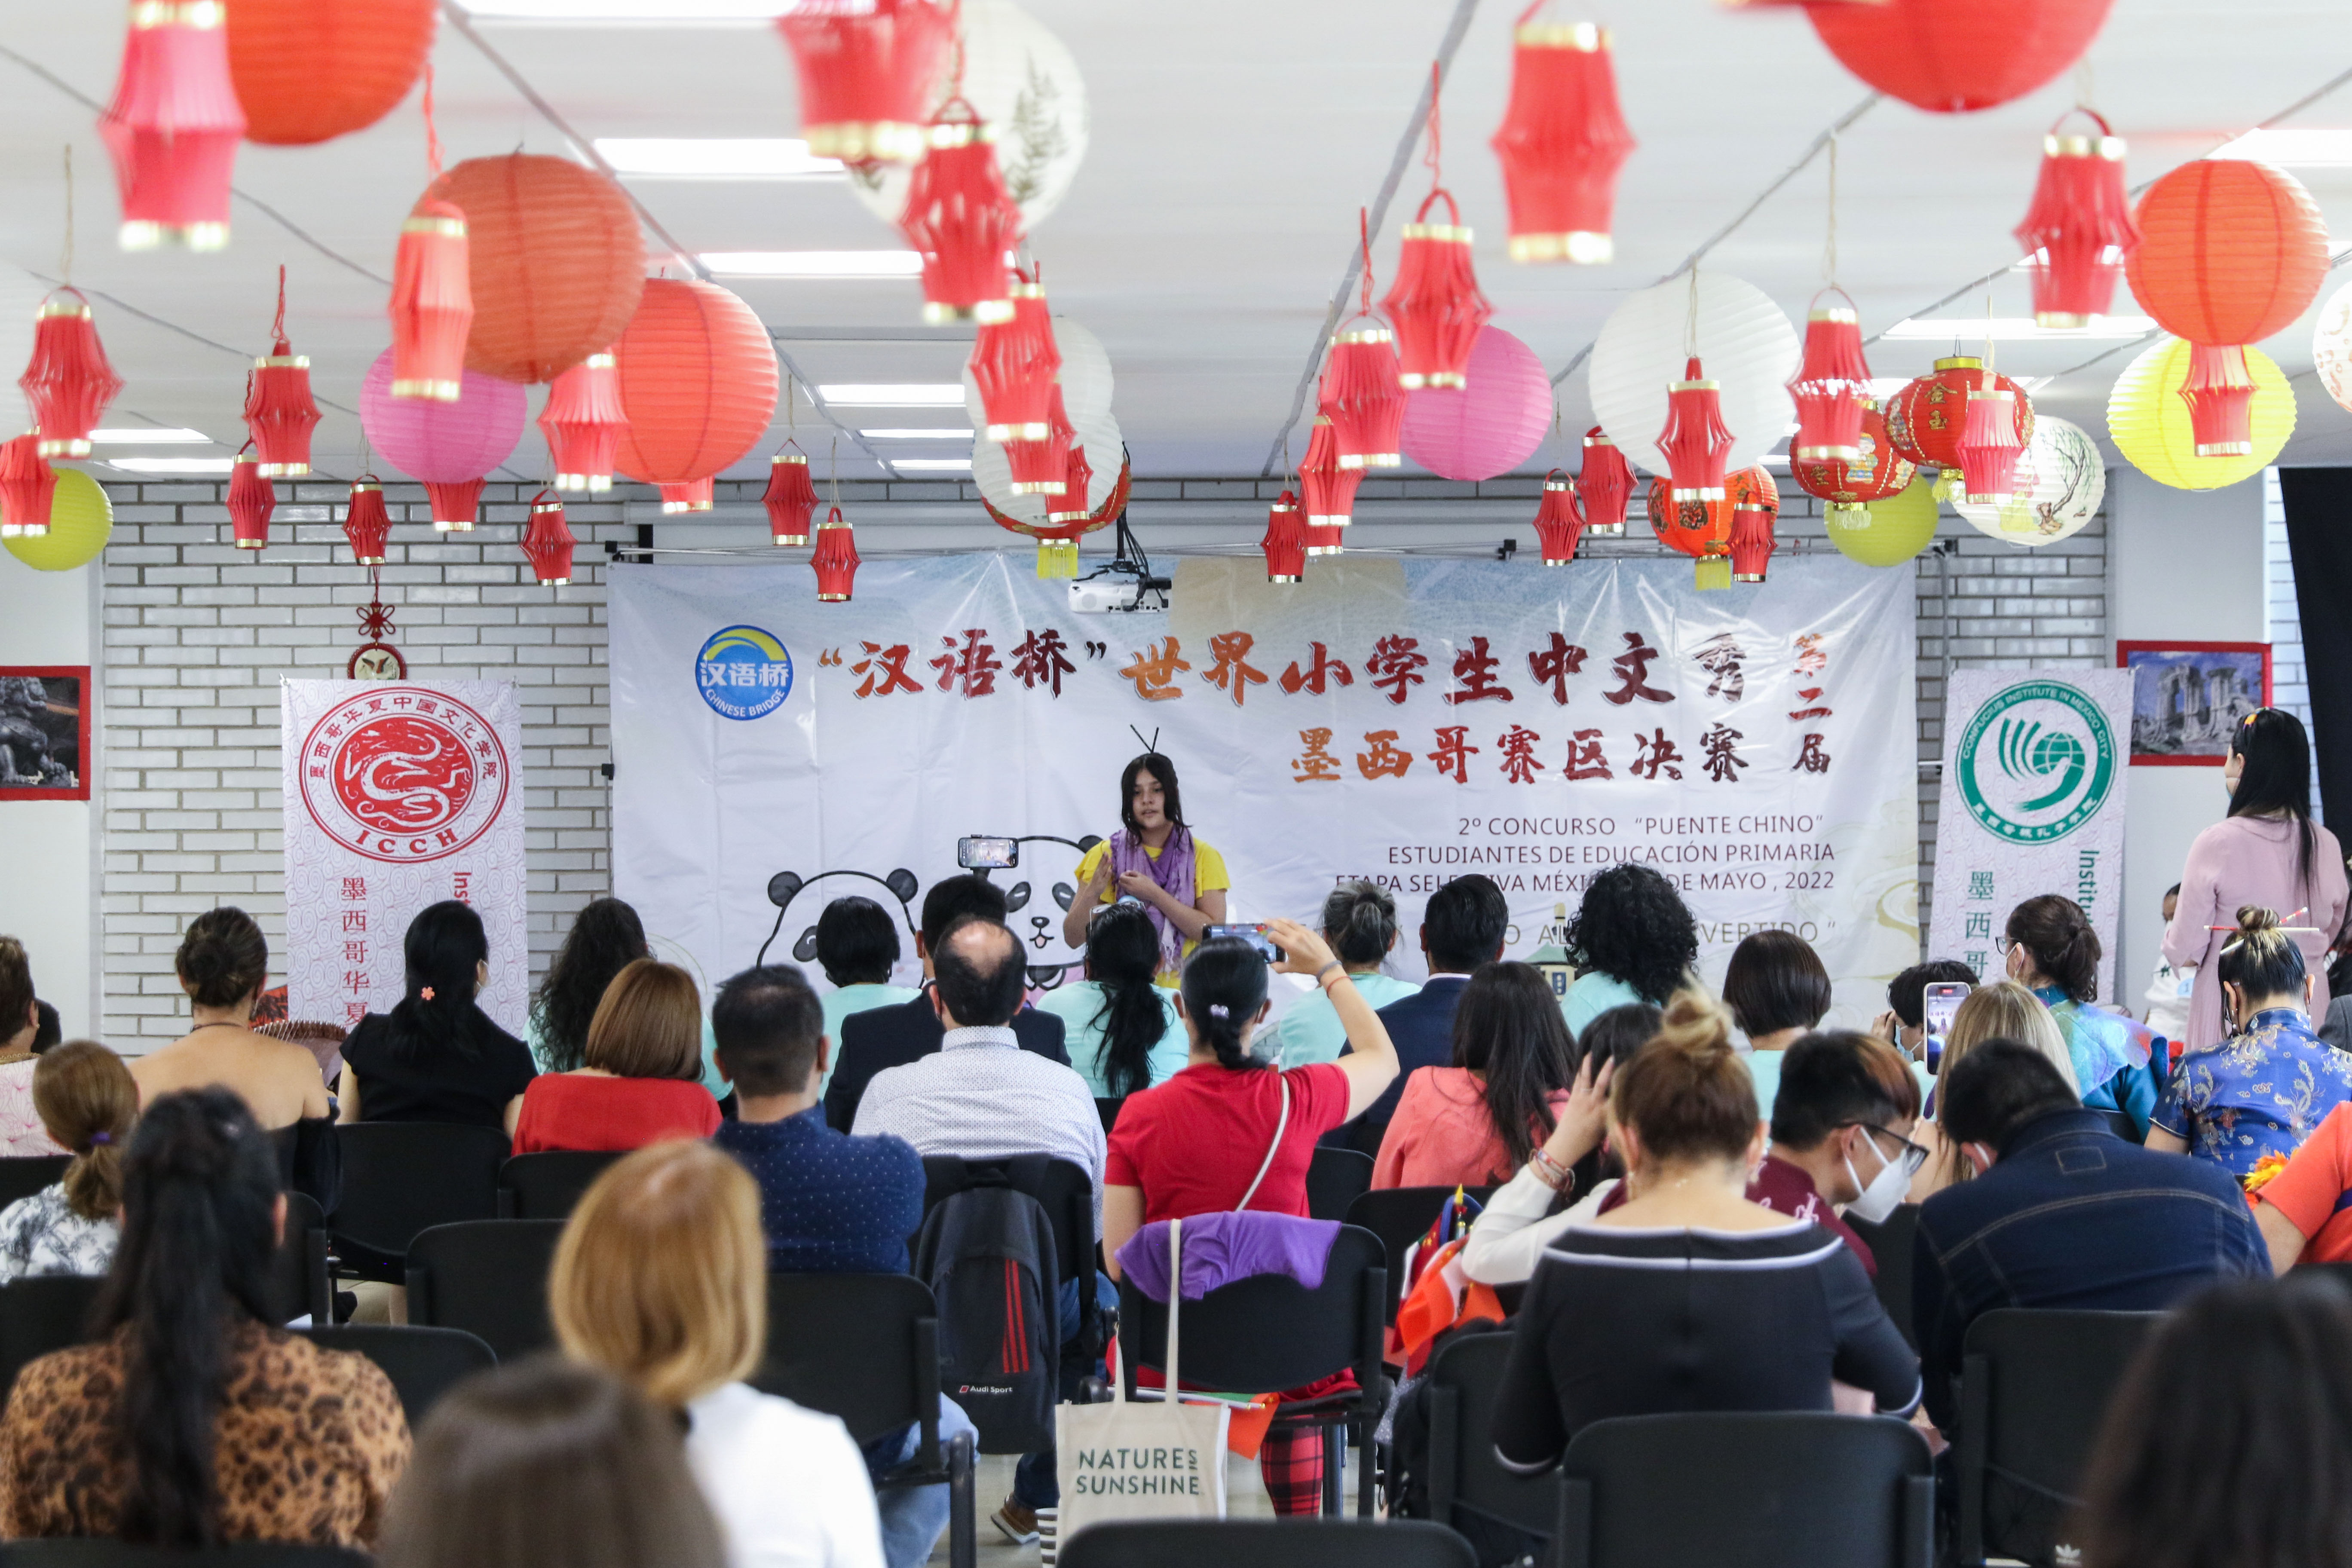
1116, 1210, 1341, 1301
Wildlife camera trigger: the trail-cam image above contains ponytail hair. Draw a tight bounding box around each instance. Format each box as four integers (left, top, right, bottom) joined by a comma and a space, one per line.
34, 1041, 137, 1222
1083, 903, 1170, 1099
2217, 905, 2308, 1002
1320, 880, 1399, 970
2230, 708, 2318, 894
1607, 990, 1759, 1166
1179, 937, 1271, 1072
175, 908, 267, 1011
2005, 894, 2102, 1004
382, 900, 498, 1063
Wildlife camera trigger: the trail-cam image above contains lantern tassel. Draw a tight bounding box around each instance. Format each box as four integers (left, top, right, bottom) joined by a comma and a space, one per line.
2180, 342, 2257, 457
1491, 15, 1634, 265
521, 489, 576, 586
812, 505, 860, 601
1262, 490, 1307, 582
539, 351, 627, 492
1577, 426, 1632, 536
898, 100, 1021, 327
1532, 470, 1585, 565
390, 198, 472, 401
764, 451, 819, 546
1659, 356, 1736, 503
2014, 110, 2139, 330
1788, 293, 1871, 463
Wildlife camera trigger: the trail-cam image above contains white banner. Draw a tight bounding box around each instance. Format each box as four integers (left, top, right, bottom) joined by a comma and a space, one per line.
1927, 669, 2132, 1001
280, 680, 530, 1033
612, 554, 1919, 1026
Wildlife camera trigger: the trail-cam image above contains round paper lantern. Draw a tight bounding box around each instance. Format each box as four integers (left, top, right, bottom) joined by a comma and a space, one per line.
359, 348, 527, 527
1825, 477, 1939, 567
2313, 279, 2352, 414
613, 279, 780, 488
1885, 357, 2034, 471
1400, 327, 1552, 481
963, 313, 1109, 431
226, 0, 437, 146
3, 468, 110, 571
1806, 0, 2116, 114
421, 156, 645, 384
1589, 273, 1797, 477
1793, 401, 1915, 516
2107, 335, 2293, 491
2126, 158, 2329, 348
1954, 416, 2104, 544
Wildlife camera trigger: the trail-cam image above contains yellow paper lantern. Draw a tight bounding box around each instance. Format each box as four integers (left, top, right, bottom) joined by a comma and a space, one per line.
2, 467, 109, 570
2107, 335, 2293, 490
1825, 477, 1938, 566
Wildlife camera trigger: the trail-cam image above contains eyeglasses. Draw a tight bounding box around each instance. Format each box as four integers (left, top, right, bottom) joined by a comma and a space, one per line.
1848, 1123, 1929, 1180
1993, 935, 2019, 956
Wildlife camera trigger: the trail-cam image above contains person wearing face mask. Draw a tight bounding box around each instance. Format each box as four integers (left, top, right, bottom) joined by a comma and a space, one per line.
1999, 895, 2163, 1137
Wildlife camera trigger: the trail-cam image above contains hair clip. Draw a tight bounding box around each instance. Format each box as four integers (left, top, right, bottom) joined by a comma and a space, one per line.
1209, 1003, 1230, 1019
420, 986, 436, 1001
87, 1132, 110, 1146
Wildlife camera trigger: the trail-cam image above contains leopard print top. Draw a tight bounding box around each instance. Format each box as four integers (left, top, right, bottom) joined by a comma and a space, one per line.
0, 1320, 410, 1547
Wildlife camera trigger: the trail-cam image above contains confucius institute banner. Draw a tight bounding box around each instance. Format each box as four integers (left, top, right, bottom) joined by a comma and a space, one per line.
1927, 668, 2132, 1001
611, 553, 1920, 1027
280, 680, 530, 1034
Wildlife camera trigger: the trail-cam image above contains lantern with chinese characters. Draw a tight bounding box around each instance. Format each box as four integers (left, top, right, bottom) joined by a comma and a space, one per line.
391, 199, 471, 401
1958, 375, 2025, 504
1578, 426, 1631, 536
99, 0, 246, 249
613, 279, 780, 500
2107, 335, 2294, 491
1400, 325, 1553, 481
1299, 415, 1360, 553
1728, 472, 1779, 583
812, 506, 860, 601
1263, 490, 1306, 582
359, 348, 527, 530
521, 490, 576, 585
245, 272, 319, 476
1491, 16, 1634, 265
776, 0, 954, 165
0, 437, 56, 539
227, 452, 275, 551
342, 475, 392, 564
1323, 324, 1406, 470
21, 291, 124, 459
1788, 291, 1870, 463
1885, 356, 2034, 474
1792, 400, 1915, 523
968, 273, 1059, 441
659, 478, 714, 514
1806, 0, 2116, 114
2127, 158, 2329, 349
764, 451, 818, 546
1658, 356, 1734, 503
538, 352, 626, 492
1648, 465, 1772, 588
1384, 190, 1493, 390
1531, 470, 1583, 566
2014, 110, 2138, 328
898, 101, 1020, 326
225, 0, 436, 145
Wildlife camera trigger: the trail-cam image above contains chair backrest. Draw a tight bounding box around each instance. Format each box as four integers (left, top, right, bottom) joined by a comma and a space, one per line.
757, 1272, 938, 1447
1842, 1204, 1921, 1352
1557, 1412, 1933, 1568
299, 1323, 497, 1427
1306, 1146, 1374, 1223
1058, 1519, 1475, 1568
404, 1219, 565, 1363
919, 1154, 1098, 1360
331, 1122, 509, 1262
1117, 1223, 1386, 1398
1956, 1308, 2163, 1567
0, 1544, 371, 1567
1423, 1329, 1559, 1543
497, 1150, 624, 1220
0, 1274, 104, 1400
0, 1157, 70, 1213
268, 1191, 331, 1326
1341, 1185, 1494, 1325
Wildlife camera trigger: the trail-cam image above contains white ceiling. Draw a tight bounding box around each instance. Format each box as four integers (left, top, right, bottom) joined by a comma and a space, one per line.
3, 0, 2352, 489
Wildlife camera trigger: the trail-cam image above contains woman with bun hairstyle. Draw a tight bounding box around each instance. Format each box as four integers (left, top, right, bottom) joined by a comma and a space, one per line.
1037, 903, 1189, 1099
2003, 895, 2161, 1135
2164, 708, 2349, 1053
1271, 880, 1418, 1067
2149, 906, 2352, 1179
1489, 992, 1918, 1471
340, 901, 536, 1136
0, 1041, 138, 1283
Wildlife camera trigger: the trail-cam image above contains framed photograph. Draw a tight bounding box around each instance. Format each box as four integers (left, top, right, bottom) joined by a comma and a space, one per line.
0, 667, 89, 800
2116, 641, 2272, 766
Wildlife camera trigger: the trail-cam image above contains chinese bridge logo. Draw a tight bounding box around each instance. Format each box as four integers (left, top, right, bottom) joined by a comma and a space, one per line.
299, 688, 509, 864
1955, 680, 2116, 845
696, 625, 794, 720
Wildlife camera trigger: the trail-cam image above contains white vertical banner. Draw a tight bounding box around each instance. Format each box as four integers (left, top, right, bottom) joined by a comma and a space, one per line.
1928, 669, 2132, 1000
280, 680, 529, 1033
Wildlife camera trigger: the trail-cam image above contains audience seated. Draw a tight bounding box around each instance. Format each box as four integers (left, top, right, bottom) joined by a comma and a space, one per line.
1340, 874, 1508, 1148
1721, 928, 1833, 1117
812, 897, 922, 1088
340, 900, 537, 1135
825, 876, 1066, 1132
376, 1359, 727, 1568
2252, 1097, 2352, 1269
1910, 1040, 2266, 1443
1907, 980, 2074, 1202
0, 1087, 408, 1546
514, 959, 722, 1152
29, 1000, 58, 1057
1372, 960, 1573, 1189
0, 938, 49, 1155
1872, 957, 1979, 1067
1036, 902, 1188, 1099
528, 897, 651, 1075
0, 1040, 136, 1283
552, 1140, 888, 1568
2003, 895, 2161, 1134
1271, 880, 1419, 1067
1558, 864, 1697, 1038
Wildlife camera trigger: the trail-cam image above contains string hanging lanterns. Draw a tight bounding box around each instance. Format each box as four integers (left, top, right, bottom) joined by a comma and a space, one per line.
391, 69, 471, 401
1792, 401, 1915, 524
1658, 356, 1735, 504
1531, 471, 1584, 566
1577, 427, 1632, 536
227, 451, 275, 551
2107, 335, 2293, 490
812, 505, 860, 601
99, 0, 246, 250
3, 469, 110, 571
1385, 68, 1492, 390
1299, 415, 1360, 555
1728, 474, 1779, 583
1262, 490, 1306, 582
342, 476, 392, 564
612, 278, 780, 502
225, 0, 436, 146
898, 100, 1020, 326
1490, 13, 1634, 265
1885, 356, 2033, 478
968, 270, 1060, 441
764, 449, 818, 546
1789, 292, 1870, 463
244, 267, 319, 476
2014, 110, 2138, 328
538, 352, 627, 493
777, 0, 954, 165
1588, 271, 1797, 477
521, 490, 576, 586
0, 438, 56, 538
359, 348, 527, 530
1805, 0, 2116, 114
21, 291, 124, 458
1322, 214, 1406, 470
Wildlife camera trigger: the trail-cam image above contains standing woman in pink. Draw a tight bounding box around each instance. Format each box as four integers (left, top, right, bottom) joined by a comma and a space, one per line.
2163, 710, 2349, 1052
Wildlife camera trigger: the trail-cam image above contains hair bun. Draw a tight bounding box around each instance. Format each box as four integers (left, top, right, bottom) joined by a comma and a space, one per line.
2237, 905, 2282, 934
1653, 989, 1734, 1057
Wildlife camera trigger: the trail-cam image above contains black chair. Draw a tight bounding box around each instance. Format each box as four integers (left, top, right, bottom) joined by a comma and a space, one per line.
0, 1157, 70, 1212
1341, 1185, 1494, 1327
0, 1274, 104, 1399
1555, 1412, 1933, 1568
331, 1122, 509, 1284
758, 1273, 976, 1568
1306, 1146, 1374, 1223
1057, 1518, 1473, 1568
1423, 1331, 1559, 1556
269, 1190, 334, 1326
300, 1323, 497, 1427
1118, 1223, 1387, 1517
1843, 1204, 1921, 1352
1954, 1309, 2162, 1568
1096, 1097, 1123, 1137
919, 1154, 1102, 1374
405, 1219, 565, 1363
497, 1150, 622, 1219
0, 1546, 370, 1567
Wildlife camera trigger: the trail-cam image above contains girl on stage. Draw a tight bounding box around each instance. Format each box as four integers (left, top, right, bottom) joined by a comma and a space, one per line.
1062, 752, 1228, 987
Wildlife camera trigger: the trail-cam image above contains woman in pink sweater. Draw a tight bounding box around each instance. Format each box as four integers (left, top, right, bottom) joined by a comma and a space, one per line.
1373, 962, 1573, 1189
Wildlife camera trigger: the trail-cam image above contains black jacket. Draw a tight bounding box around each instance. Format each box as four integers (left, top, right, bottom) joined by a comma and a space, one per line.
824, 988, 1069, 1131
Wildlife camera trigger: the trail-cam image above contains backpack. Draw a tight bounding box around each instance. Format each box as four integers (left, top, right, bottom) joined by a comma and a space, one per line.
912, 1178, 1062, 1454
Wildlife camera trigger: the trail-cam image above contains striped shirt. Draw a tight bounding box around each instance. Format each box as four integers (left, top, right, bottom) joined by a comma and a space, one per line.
851, 1025, 1107, 1221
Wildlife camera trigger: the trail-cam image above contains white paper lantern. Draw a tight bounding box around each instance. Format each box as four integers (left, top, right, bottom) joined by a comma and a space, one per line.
846, 0, 1089, 230
2314, 280, 2352, 415
1952, 415, 2104, 545
962, 315, 1112, 429
1587, 272, 1798, 477
974, 409, 1121, 521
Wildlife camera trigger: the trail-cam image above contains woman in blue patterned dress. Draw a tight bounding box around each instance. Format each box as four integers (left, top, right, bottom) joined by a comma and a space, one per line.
2001, 895, 2162, 1135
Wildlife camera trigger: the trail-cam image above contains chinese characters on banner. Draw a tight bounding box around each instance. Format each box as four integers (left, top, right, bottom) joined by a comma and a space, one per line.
279, 681, 530, 1033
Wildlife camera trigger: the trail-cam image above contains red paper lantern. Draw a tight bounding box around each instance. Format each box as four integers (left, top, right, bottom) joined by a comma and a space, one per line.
764, 452, 818, 546
2126, 158, 2329, 348
1729, 481, 1778, 583
777, 0, 953, 165
613, 279, 780, 491
342, 476, 391, 564
1490, 18, 1635, 264
1885, 357, 2034, 470
225, 0, 436, 146
426, 478, 485, 531
539, 352, 626, 493
422, 155, 646, 384
898, 102, 1020, 327
660, 478, 714, 514
1322, 325, 1406, 469
1299, 415, 1362, 551
1532, 470, 1584, 566
391, 198, 472, 401
2014, 110, 2139, 328
1263, 490, 1306, 582
1383, 190, 1493, 390
245, 270, 318, 477
521, 490, 576, 586
1650, 467, 1772, 588
1578, 426, 1632, 536
1788, 293, 1869, 462
812, 506, 860, 601
0, 438, 56, 538
1659, 356, 1734, 503
21, 291, 124, 459
2179, 342, 2256, 457
1005, 385, 1074, 496
1048, 444, 1095, 526
1958, 379, 2025, 503
99, 0, 246, 250
970, 274, 1060, 441
1792, 401, 1915, 521
228, 453, 275, 551
1806, 0, 2116, 114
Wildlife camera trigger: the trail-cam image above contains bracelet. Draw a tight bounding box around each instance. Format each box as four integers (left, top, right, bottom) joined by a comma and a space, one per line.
1530, 1148, 1577, 1193
1316, 962, 1346, 989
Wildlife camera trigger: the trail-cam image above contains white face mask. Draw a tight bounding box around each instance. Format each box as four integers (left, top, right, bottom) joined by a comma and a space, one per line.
1842, 1129, 1911, 1225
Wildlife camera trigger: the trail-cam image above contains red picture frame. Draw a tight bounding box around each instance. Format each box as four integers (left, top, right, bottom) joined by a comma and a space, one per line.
2116, 640, 2273, 766
0, 665, 91, 800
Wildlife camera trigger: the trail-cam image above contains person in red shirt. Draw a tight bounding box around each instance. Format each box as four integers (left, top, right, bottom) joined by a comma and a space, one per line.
512, 959, 721, 1154
2254, 1099, 2352, 1269
1749, 1030, 1927, 1277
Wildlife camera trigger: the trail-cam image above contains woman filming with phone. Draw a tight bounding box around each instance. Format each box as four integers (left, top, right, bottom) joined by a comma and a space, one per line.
1063, 753, 1229, 987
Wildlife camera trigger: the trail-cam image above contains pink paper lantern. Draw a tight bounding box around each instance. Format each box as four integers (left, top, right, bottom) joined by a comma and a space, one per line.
1399, 326, 1554, 481
358, 347, 527, 529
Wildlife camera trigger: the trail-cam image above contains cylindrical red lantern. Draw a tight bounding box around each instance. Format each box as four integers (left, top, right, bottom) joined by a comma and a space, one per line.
2014, 110, 2139, 329
614, 279, 780, 493
897, 102, 1020, 327
659, 478, 715, 514
1807, 0, 2116, 114
1651, 466, 1772, 589
21, 291, 125, 459
1004, 385, 1074, 495
1729, 476, 1779, 583
1048, 444, 1095, 526
1958, 381, 2025, 503
521, 490, 576, 586
1263, 490, 1306, 582
1886, 357, 2034, 471
1659, 356, 1735, 503
1383, 190, 1494, 390
1532, 470, 1584, 566
228, 453, 275, 551
226, 0, 436, 146
1792, 401, 1915, 521
391, 198, 472, 401
1490, 17, 1635, 265
245, 270, 319, 477
1322, 324, 1407, 469
539, 351, 626, 493
1788, 293, 1870, 463
0, 437, 56, 539
764, 452, 818, 546
2126, 158, 2330, 348
425, 479, 484, 531
2180, 342, 2256, 457
99, 0, 246, 250
342, 476, 392, 564
1299, 415, 1362, 546
1578, 426, 1632, 536
970, 275, 1060, 441
812, 506, 860, 601
776, 0, 953, 165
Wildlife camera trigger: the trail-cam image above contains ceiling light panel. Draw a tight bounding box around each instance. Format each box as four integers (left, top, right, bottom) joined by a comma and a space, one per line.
2210, 128, 2352, 166
861, 428, 975, 439
891, 459, 973, 471
595, 138, 843, 180
89, 428, 211, 444
1882, 315, 2154, 340
701, 251, 922, 279
455, 0, 784, 21
108, 457, 236, 474
821, 385, 966, 407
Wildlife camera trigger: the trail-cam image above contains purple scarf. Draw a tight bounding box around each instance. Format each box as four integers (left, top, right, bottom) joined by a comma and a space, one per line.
1110, 825, 1195, 975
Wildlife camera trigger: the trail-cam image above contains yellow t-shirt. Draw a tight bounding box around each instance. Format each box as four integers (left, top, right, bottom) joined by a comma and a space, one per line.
1075, 836, 1230, 985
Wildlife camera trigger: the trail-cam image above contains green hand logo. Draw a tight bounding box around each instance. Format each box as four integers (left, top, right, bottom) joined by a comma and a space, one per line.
1997, 717, 2088, 813
1958, 681, 2116, 845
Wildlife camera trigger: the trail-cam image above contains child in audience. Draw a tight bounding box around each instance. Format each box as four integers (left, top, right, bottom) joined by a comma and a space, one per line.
811, 897, 922, 1085
1372, 960, 1573, 1189
0, 1040, 137, 1283
340, 900, 536, 1135
513, 960, 722, 1153
1721, 929, 1833, 1119
529, 897, 652, 1074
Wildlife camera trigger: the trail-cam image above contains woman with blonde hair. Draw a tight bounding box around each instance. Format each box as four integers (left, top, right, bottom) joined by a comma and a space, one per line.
0, 1042, 138, 1283
551, 1140, 885, 1568
512, 960, 720, 1153
1907, 980, 2076, 1202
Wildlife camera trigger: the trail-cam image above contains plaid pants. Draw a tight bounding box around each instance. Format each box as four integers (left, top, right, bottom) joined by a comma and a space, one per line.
1260, 1425, 1325, 1516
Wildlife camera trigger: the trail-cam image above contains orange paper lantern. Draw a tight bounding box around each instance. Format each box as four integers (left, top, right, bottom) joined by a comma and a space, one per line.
613, 279, 780, 490
2126, 157, 2329, 348
226, 0, 436, 146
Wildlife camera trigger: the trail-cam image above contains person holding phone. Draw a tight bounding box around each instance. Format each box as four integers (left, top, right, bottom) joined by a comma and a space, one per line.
1062, 753, 1228, 987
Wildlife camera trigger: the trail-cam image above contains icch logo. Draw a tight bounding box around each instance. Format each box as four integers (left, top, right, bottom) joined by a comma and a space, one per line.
696, 625, 794, 720
1955, 680, 2116, 845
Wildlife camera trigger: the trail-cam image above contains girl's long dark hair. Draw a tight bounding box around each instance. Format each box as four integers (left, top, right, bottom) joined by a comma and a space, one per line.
530, 899, 649, 1072
2231, 707, 2319, 895
381, 900, 506, 1064
1452, 962, 1579, 1170
1084, 903, 1168, 1098
93, 1087, 281, 1547
1179, 938, 1271, 1072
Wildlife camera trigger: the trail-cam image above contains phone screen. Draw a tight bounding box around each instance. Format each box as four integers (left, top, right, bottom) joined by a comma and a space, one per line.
1923, 982, 1972, 1070
956, 836, 1018, 870
1205, 922, 1282, 963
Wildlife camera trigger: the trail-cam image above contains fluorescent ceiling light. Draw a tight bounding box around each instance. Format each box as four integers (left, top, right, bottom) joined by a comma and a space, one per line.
595, 138, 842, 180
821, 384, 965, 407
891, 458, 973, 472
700, 251, 921, 279
2211, 128, 2352, 166
1883, 315, 2154, 340
861, 427, 974, 440
108, 457, 236, 474
89, 427, 211, 444
455, 0, 784, 22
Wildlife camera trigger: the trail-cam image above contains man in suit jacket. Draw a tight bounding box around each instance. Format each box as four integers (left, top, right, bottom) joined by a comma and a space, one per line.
825, 873, 1067, 1130
1334, 874, 1510, 1154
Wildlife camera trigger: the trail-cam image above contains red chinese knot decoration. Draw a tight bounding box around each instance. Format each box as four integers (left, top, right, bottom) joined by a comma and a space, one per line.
1490, 15, 1634, 265
2014, 110, 2138, 328
1806, 0, 2116, 115
1659, 356, 1735, 503
21, 291, 124, 459
1578, 426, 1632, 536
764, 452, 818, 546
812, 506, 860, 601
1263, 490, 1306, 582
1788, 292, 1869, 463
342, 477, 392, 564
0, 438, 56, 539
228, 452, 275, 551
539, 352, 626, 493
391, 199, 472, 401
1532, 470, 1584, 566
898, 102, 1020, 327
521, 490, 576, 586
776, 0, 954, 165
100, 0, 246, 251
1384, 189, 1493, 390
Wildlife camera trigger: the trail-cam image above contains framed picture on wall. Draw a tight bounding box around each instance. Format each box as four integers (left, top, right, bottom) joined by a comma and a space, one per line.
2117, 641, 2272, 766
0, 667, 90, 800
